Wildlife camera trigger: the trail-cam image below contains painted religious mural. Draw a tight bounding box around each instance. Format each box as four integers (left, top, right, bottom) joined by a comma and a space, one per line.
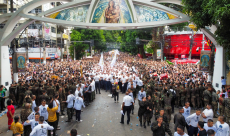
134, 5, 177, 23
92, 0, 132, 23
47, 5, 89, 22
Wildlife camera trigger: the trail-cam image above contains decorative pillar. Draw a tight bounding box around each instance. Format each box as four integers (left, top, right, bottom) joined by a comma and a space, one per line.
212, 46, 226, 90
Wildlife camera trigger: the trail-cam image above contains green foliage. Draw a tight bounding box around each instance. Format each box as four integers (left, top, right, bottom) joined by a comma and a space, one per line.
69, 29, 88, 60
182, 0, 230, 55
119, 29, 152, 55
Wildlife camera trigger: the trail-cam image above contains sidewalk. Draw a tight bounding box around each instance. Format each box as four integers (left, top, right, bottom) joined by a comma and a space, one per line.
0, 108, 22, 136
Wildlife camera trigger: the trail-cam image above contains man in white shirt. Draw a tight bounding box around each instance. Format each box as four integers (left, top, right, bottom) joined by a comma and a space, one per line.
24, 113, 48, 132
215, 116, 229, 136
29, 116, 54, 136
120, 92, 134, 125
38, 100, 48, 121
185, 109, 201, 136
138, 87, 146, 103
202, 104, 213, 123
94, 74, 100, 94
28, 107, 39, 120
63, 90, 75, 122
174, 125, 189, 136
182, 102, 191, 131
75, 86, 83, 98
74, 93, 85, 122
204, 119, 217, 133
31, 95, 37, 112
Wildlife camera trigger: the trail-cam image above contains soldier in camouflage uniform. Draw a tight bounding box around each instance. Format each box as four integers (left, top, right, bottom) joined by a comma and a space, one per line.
191, 84, 196, 109
195, 84, 200, 108
143, 95, 153, 127
185, 84, 191, 104
58, 87, 66, 115
211, 89, 219, 118
163, 92, 172, 122
9, 84, 17, 105
20, 103, 32, 136
47, 83, 55, 101
224, 92, 230, 125
153, 92, 161, 120
18, 82, 26, 106
38, 90, 50, 106
203, 87, 212, 107
180, 86, 186, 107
199, 82, 205, 108
175, 84, 180, 107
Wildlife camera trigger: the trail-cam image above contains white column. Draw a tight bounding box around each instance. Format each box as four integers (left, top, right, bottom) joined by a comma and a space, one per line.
13, 73, 18, 83
213, 46, 225, 91
0, 46, 12, 93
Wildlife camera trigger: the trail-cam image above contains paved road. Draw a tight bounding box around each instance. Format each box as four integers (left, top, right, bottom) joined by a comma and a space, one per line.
0, 90, 219, 136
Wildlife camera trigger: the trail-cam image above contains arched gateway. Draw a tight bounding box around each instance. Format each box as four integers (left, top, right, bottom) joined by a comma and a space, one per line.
0, 0, 224, 91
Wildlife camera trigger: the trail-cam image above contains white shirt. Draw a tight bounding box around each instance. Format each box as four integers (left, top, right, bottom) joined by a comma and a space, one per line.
94, 76, 100, 81
174, 132, 189, 136
202, 109, 213, 122
27, 112, 36, 120
182, 106, 191, 119
74, 97, 85, 110
53, 100, 60, 113
186, 113, 201, 127
214, 121, 229, 136
24, 119, 48, 130
204, 123, 217, 132
123, 95, 133, 106
32, 100, 37, 112
75, 88, 83, 98
30, 124, 54, 136
138, 91, 146, 101
38, 105, 48, 120
66, 94, 75, 108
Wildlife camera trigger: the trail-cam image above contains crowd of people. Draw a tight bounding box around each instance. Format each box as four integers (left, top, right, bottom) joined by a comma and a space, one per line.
0, 52, 229, 136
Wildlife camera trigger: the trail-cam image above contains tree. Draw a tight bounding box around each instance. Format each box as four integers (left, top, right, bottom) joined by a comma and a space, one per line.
182, 0, 230, 53
69, 29, 88, 60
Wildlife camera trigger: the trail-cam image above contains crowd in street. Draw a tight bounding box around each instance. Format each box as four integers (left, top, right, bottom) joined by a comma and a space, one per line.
0, 52, 229, 136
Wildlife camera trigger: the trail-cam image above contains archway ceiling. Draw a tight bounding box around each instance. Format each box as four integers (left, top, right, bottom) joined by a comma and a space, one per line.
0, 0, 189, 46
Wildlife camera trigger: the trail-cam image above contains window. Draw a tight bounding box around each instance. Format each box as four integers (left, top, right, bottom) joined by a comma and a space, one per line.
8, 8, 16, 12
29, 8, 42, 14
51, 27, 56, 33
51, 40, 56, 47
0, 8, 7, 13
28, 24, 42, 29
0, 24, 5, 29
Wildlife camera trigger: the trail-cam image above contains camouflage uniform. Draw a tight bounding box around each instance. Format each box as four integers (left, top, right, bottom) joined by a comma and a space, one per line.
153, 96, 161, 119
211, 92, 219, 117
58, 90, 66, 114
9, 86, 17, 105
20, 108, 32, 136
18, 85, 26, 106
163, 94, 172, 122
224, 98, 230, 125
203, 90, 211, 107
180, 87, 186, 107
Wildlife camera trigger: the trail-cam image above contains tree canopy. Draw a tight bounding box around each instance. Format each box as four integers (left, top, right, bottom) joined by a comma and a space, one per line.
182, 0, 230, 50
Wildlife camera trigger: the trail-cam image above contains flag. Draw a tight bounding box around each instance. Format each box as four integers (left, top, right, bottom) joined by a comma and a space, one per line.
110, 50, 119, 67
98, 53, 104, 71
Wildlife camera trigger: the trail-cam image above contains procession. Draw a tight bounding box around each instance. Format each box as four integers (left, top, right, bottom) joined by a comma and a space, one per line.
0, 50, 228, 136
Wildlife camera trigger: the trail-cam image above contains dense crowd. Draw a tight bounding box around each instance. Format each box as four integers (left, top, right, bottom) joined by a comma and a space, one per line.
0, 52, 229, 136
